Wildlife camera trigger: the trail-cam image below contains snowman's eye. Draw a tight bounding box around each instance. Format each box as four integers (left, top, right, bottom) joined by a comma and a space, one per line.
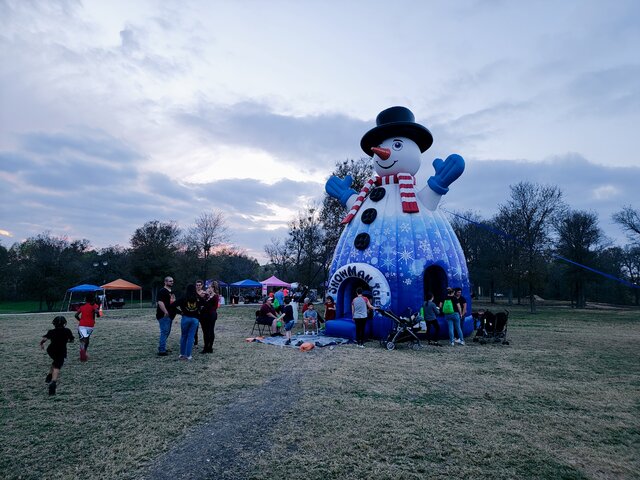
392, 141, 403, 151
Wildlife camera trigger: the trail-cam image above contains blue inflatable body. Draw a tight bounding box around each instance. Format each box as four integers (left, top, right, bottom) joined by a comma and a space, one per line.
324, 106, 472, 341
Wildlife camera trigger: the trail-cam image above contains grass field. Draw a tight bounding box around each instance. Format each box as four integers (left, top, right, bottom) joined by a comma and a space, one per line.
1, 303, 639, 479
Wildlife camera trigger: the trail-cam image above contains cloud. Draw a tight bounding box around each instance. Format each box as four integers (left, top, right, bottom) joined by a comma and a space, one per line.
175, 101, 367, 170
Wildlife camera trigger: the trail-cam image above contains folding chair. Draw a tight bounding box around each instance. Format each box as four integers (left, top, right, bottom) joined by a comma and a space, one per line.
251, 310, 270, 336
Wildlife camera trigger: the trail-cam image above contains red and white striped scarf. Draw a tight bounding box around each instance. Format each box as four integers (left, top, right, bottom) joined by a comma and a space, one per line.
341, 173, 419, 224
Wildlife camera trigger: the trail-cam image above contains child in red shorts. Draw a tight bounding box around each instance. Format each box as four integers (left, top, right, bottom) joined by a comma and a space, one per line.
74, 293, 100, 361
40, 316, 74, 395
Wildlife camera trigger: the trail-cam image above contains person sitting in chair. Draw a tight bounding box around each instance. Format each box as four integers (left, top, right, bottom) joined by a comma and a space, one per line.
303, 302, 318, 335
257, 297, 282, 336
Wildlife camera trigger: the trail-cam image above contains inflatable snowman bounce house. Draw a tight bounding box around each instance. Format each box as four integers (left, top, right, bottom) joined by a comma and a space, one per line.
324, 106, 473, 340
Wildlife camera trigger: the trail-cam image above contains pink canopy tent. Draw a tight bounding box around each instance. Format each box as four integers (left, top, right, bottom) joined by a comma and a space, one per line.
260, 275, 291, 288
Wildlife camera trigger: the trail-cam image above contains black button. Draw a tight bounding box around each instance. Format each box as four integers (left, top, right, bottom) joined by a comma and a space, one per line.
361, 208, 377, 224
369, 187, 385, 202
354, 233, 370, 250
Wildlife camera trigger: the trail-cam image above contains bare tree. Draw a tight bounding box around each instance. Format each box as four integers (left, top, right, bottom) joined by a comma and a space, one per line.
498, 182, 565, 312
620, 245, 640, 305
612, 206, 640, 244
184, 211, 229, 280
264, 237, 292, 279
554, 210, 605, 308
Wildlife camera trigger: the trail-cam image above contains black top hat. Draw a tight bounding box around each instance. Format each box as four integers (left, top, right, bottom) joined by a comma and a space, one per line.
360, 106, 433, 155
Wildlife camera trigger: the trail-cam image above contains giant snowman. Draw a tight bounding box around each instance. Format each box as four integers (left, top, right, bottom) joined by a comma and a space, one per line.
324, 106, 472, 340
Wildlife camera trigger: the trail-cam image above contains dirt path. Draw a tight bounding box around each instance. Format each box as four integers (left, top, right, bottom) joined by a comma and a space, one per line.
144, 370, 303, 480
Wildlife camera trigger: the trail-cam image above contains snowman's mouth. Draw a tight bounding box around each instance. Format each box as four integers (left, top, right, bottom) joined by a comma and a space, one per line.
376, 160, 397, 170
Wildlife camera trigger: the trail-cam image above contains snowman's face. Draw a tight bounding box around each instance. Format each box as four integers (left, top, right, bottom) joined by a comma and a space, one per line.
373, 136, 421, 176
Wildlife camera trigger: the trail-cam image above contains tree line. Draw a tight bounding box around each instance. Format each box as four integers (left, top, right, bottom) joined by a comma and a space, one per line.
0, 212, 265, 310
265, 159, 640, 311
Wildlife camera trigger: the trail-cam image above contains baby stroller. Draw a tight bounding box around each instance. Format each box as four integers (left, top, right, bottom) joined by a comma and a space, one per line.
473, 309, 510, 345
376, 308, 423, 351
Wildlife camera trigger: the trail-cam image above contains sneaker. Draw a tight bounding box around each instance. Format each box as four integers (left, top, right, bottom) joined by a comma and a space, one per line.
357, 344, 365, 349
157, 351, 169, 356
178, 355, 186, 360
48, 381, 57, 396
450, 342, 455, 346
186, 356, 193, 361
285, 339, 291, 345
45, 373, 52, 383
460, 341, 465, 346
454, 339, 462, 344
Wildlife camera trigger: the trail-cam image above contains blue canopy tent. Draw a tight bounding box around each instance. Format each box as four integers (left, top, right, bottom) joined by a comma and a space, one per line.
61, 284, 104, 312
229, 279, 262, 304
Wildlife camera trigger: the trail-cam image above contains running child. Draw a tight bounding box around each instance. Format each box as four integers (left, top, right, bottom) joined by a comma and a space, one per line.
74, 292, 100, 361
40, 316, 74, 395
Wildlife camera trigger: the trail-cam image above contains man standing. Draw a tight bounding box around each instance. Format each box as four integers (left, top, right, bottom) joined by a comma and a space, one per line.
352, 288, 374, 348
156, 276, 176, 356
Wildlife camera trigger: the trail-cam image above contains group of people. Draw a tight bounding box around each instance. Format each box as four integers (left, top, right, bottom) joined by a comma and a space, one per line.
156, 276, 220, 359
422, 287, 468, 346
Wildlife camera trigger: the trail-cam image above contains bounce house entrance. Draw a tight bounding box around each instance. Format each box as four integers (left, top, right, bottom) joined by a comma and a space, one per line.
336, 277, 370, 319
423, 265, 447, 304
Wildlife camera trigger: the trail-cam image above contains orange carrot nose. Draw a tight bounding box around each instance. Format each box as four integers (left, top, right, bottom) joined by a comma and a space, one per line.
371, 147, 391, 160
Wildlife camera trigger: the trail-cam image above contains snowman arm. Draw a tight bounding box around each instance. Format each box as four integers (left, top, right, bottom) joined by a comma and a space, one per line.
418, 154, 465, 211
325, 175, 357, 207
427, 154, 465, 195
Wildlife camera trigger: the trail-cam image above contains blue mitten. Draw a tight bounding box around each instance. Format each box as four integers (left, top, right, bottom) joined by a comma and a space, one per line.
427, 154, 465, 195
325, 175, 357, 206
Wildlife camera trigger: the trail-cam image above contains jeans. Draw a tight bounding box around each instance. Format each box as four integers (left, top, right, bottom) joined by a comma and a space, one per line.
446, 313, 464, 344
158, 316, 173, 353
180, 316, 200, 358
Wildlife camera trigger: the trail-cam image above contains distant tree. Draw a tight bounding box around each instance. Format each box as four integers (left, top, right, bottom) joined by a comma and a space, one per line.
286, 205, 325, 288
129, 220, 181, 302
183, 211, 229, 280
318, 157, 373, 281
498, 182, 565, 312
490, 210, 525, 304
620, 245, 640, 305
612, 206, 640, 244
554, 210, 605, 308
12, 233, 89, 310
211, 247, 260, 282
0, 244, 8, 301
264, 237, 292, 280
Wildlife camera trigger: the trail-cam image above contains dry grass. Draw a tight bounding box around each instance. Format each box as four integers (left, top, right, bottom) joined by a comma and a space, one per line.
1, 303, 639, 479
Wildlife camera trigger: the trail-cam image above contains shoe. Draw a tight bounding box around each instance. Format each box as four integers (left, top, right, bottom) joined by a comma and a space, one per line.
200, 349, 207, 354
48, 381, 57, 396
79, 349, 87, 362
45, 374, 52, 383
157, 351, 169, 356
186, 356, 193, 361
455, 339, 463, 344
178, 355, 186, 360
450, 342, 455, 346
285, 339, 291, 346
460, 341, 465, 346
357, 344, 365, 349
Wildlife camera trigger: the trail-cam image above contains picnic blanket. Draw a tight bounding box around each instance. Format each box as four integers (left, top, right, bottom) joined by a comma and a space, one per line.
248, 333, 352, 349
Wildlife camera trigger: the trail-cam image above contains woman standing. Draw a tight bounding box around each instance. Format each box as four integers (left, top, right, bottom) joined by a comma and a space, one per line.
199, 281, 220, 353
173, 284, 201, 360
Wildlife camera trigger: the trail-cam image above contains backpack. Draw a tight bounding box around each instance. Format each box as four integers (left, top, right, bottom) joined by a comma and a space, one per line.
442, 299, 454, 315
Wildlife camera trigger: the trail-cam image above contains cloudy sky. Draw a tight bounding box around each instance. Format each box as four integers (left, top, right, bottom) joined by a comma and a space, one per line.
1, 0, 639, 262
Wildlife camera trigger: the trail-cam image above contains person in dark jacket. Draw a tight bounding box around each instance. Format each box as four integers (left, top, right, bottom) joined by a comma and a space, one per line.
172, 284, 202, 360
422, 292, 440, 344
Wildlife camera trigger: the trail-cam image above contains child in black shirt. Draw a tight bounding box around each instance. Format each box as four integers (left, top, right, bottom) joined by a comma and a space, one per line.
40, 316, 74, 395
